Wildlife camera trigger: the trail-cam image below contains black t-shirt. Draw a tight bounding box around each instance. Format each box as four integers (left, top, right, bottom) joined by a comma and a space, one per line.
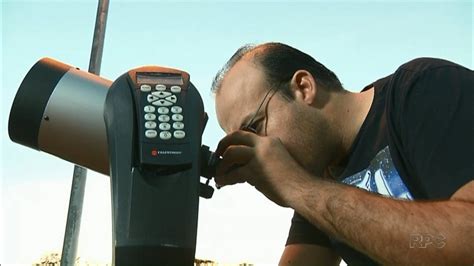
286, 58, 474, 265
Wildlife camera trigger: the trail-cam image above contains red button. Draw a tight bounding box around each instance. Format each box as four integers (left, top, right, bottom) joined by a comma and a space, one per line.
151, 149, 158, 156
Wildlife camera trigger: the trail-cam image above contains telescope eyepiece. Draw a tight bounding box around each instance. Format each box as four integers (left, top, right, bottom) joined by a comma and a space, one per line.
200, 145, 221, 179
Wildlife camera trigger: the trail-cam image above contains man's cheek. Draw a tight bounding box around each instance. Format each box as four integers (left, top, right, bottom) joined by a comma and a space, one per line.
282, 140, 303, 163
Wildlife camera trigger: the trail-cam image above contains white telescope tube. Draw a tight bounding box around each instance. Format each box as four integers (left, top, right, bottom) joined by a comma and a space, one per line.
9, 57, 112, 175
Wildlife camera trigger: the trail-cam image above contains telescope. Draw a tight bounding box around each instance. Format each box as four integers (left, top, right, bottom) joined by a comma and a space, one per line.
8, 57, 219, 265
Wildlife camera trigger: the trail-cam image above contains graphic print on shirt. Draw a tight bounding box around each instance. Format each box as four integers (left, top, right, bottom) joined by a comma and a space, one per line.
342, 146, 413, 200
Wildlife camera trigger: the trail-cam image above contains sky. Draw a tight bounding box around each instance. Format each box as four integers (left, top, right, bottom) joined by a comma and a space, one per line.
1, 0, 472, 265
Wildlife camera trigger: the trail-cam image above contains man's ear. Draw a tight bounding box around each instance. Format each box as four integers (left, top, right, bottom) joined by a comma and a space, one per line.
290, 70, 317, 105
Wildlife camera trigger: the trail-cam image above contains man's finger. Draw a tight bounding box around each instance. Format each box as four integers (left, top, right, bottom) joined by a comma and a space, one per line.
214, 167, 248, 187
216, 130, 258, 156
216, 145, 253, 176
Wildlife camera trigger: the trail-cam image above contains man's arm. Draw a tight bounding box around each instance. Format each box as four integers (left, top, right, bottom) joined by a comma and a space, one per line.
279, 244, 341, 266
288, 176, 474, 265
215, 131, 473, 265
215, 59, 473, 265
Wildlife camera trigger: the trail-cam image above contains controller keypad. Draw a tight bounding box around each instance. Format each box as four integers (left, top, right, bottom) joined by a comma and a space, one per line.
159, 123, 171, 131
145, 130, 157, 138
173, 122, 184, 130
155, 84, 166, 91
145, 121, 157, 129
171, 114, 183, 121
170, 85, 181, 93
158, 115, 170, 123
144, 105, 155, 113
152, 99, 173, 106
152, 91, 172, 98
171, 106, 182, 113
159, 131, 172, 140
142, 84, 185, 139
144, 113, 156, 121
157, 107, 169, 114
140, 84, 151, 92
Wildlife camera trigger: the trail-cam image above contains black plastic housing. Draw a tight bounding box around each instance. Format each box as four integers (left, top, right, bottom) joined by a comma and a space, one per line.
104, 66, 204, 265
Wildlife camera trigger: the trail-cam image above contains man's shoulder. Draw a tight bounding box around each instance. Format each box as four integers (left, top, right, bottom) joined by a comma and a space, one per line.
381, 57, 468, 100
397, 57, 467, 74
368, 58, 462, 93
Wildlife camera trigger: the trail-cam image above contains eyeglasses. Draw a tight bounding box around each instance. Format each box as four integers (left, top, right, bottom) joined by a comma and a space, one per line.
241, 87, 279, 135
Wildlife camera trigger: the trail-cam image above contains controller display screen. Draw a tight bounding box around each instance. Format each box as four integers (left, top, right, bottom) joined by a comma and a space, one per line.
137, 72, 183, 85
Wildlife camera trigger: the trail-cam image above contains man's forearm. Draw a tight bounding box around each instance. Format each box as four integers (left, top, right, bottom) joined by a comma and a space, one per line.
287, 175, 474, 265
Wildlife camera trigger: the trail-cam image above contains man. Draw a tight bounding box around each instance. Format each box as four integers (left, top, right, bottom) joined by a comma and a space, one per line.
211, 42, 474, 265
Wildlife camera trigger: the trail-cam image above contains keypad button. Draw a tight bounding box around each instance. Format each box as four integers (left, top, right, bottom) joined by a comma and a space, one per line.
152, 100, 173, 106
152, 91, 172, 98
172, 114, 183, 121
170, 85, 181, 93
171, 106, 182, 113
145, 121, 157, 129
174, 130, 186, 139
159, 123, 171, 131
158, 115, 170, 122
147, 94, 159, 103
165, 95, 177, 103
160, 131, 172, 140
157, 107, 169, 114
144, 105, 155, 113
140, 84, 152, 92
173, 122, 184, 130
145, 130, 157, 138
156, 84, 166, 91
144, 113, 156, 120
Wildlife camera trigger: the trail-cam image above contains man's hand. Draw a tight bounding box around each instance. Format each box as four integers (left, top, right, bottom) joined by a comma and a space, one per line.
214, 131, 474, 265
215, 130, 309, 207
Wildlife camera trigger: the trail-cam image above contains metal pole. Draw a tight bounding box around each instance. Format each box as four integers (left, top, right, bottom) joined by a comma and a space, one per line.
61, 1, 110, 265
88, 0, 110, 76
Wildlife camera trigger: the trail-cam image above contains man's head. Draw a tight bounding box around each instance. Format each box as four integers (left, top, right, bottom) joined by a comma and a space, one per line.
212, 42, 346, 175
211, 42, 343, 100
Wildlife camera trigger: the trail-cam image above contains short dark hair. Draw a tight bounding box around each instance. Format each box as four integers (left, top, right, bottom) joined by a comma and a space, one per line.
211, 42, 344, 100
